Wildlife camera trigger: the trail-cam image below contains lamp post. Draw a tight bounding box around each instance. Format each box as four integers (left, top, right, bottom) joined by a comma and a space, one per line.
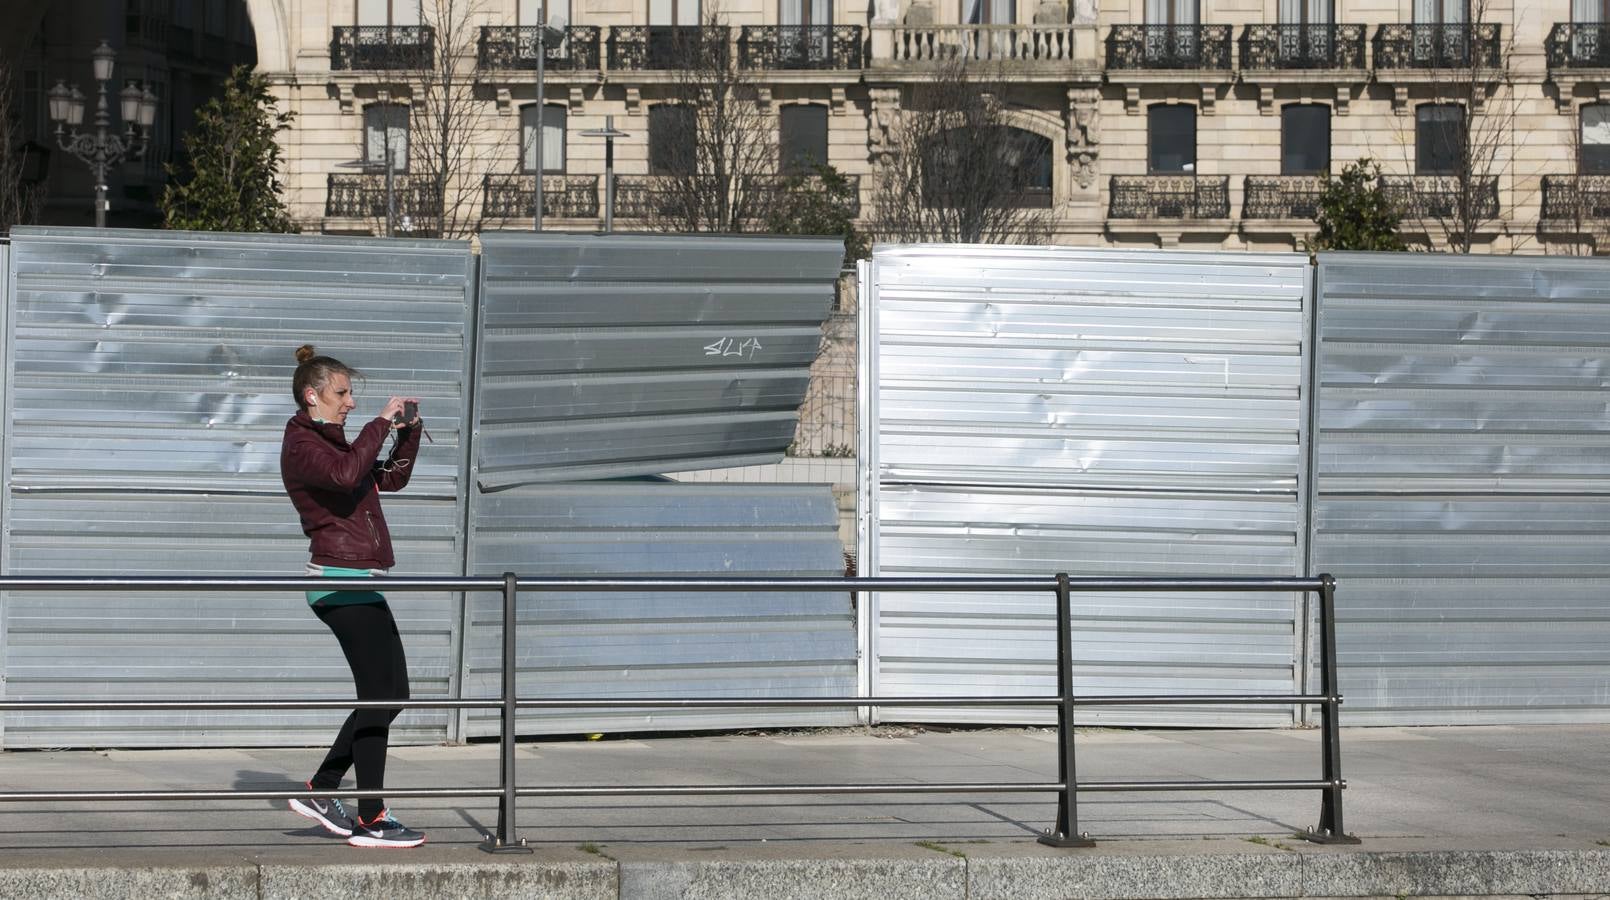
46, 39, 158, 228
532, 9, 567, 231
580, 115, 629, 233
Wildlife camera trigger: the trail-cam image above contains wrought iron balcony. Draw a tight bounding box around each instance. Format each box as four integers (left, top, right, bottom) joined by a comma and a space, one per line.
612, 175, 721, 220
607, 25, 730, 71
1243, 175, 1328, 220
1241, 24, 1365, 70
477, 25, 602, 71
1540, 174, 1610, 222
1108, 175, 1230, 219
1380, 175, 1499, 219
881, 24, 1080, 64
482, 173, 601, 219
330, 25, 435, 70
747, 173, 862, 216
324, 173, 443, 222
1373, 23, 1501, 70
1107, 25, 1232, 70
738, 25, 863, 69
1546, 23, 1610, 69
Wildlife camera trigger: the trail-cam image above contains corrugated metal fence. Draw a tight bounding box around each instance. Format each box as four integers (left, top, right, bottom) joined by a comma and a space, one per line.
861, 246, 1610, 727
0, 227, 851, 749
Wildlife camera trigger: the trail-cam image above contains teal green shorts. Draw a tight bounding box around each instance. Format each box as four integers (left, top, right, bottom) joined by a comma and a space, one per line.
306, 565, 386, 607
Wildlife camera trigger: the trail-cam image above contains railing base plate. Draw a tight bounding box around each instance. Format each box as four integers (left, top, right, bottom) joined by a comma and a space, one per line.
479, 837, 536, 854
1037, 832, 1097, 848
1301, 828, 1361, 845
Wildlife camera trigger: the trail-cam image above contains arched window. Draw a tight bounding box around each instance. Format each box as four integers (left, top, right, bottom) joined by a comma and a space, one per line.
1281, 103, 1330, 175
1148, 103, 1196, 174
1415, 103, 1465, 174
363, 102, 408, 171
1582, 104, 1610, 174
921, 125, 1051, 208
521, 104, 566, 174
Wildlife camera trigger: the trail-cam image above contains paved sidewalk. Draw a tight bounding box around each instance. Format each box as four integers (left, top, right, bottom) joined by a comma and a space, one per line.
0, 725, 1607, 898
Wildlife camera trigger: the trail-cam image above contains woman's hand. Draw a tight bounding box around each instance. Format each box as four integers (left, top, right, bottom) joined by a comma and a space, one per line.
378, 396, 421, 428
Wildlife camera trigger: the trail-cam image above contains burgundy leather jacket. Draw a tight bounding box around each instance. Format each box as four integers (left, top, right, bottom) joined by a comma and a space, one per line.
280, 409, 421, 570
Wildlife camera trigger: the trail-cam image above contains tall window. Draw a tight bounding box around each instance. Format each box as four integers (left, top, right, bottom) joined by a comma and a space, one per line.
1278, 0, 1331, 23
649, 0, 700, 25
364, 103, 409, 170
782, 0, 831, 25
1145, 0, 1198, 24
520, 0, 570, 26
780, 105, 828, 174
1148, 104, 1196, 174
1281, 104, 1330, 175
1415, 103, 1465, 175
521, 104, 566, 174
1583, 105, 1610, 174
357, 0, 420, 26
649, 105, 695, 176
963, 0, 1014, 25
1413, 0, 1468, 24
1574, 0, 1610, 22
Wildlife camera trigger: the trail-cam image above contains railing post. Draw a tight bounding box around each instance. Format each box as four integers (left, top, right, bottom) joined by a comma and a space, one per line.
1039, 572, 1094, 848
1306, 573, 1360, 844
481, 572, 533, 853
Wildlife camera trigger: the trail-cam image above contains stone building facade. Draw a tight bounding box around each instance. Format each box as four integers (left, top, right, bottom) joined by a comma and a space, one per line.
215, 0, 1610, 254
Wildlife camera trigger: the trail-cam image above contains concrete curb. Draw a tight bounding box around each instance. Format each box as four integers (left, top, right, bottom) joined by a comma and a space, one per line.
2, 842, 1609, 900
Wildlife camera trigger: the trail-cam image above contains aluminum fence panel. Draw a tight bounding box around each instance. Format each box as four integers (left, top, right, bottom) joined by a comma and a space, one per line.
1312, 252, 1610, 725
472, 233, 842, 489
462, 482, 854, 737
860, 246, 1309, 726
0, 227, 474, 748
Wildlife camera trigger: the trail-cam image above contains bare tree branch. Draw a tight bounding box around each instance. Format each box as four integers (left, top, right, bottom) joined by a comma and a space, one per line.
0, 57, 46, 234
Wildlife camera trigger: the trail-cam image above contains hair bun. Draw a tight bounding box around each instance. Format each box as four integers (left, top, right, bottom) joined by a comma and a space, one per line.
295, 344, 317, 364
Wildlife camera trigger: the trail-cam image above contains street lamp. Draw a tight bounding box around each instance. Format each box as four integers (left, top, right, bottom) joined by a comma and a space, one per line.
47, 39, 159, 228
580, 115, 630, 233
532, 8, 567, 232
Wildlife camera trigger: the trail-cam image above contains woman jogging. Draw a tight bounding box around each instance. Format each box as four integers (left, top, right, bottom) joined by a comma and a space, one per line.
280, 344, 426, 849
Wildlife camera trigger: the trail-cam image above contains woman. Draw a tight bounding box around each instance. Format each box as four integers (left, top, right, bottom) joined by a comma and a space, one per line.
280, 344, 426, 849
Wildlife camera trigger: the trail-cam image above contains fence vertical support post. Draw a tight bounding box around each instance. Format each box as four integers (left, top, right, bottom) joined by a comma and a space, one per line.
1039, 572, 1094, 848
1307, 573, 1359, 844
481, 572, 533, 853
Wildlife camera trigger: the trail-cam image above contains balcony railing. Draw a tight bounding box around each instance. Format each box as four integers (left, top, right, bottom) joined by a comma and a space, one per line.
882, 24, 1079, 63
1107, 24, 1232, 70
1380, 175, 1499, 220
331, 25, 435, 70
612, 175, 718, 220
325, 173, 444, 224
608, 25, 730, 70
1546, 23, 1610, 69
739, 25, 863, 69
1540, 174, 1610, 222
1373, 23, 1501, 70
1108, 175, 1230, 219
477, 25, 602, 70
1244, 175, 1328, 220
747, 173, 862, 216
1241, 24, 1365, 70
482, 173, 601, 219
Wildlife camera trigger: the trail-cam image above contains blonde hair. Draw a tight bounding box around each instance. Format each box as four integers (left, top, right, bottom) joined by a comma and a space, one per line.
291, 344, 360, 410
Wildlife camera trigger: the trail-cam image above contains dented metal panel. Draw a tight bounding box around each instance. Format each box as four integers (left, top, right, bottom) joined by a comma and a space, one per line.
472, 233, 842, 489
0, 227, 474, 748
1312, 252, 1610, 725
861, 245, 1309, 726
461, 482, 855, 737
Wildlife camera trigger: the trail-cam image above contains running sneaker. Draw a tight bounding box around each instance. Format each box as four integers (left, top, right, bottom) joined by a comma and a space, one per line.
288, 781, 355, 836
347, 810, 426, 849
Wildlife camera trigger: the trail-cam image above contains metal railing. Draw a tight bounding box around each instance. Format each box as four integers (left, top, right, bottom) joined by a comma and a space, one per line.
0, 573, 1356, 852
607, 25, 730, 70
324, 172, 444, 224
1380, 174, 1499, 220
1244, 174, 1328, 220
330, 25, 435, 70
1107, 24, 1233, 70
1240, 23, 1366, 70
1373, 23, 1501, 70
1540, 173, 1610, 222
1546, 23, 1610, 69
477, 25, 602, 70
482, 173, 601, 219
739, 25, 864, 69
1109, 175, 1231, 219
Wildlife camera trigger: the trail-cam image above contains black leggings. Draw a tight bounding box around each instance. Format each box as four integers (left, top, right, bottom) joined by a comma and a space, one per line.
309, 600, 410, 822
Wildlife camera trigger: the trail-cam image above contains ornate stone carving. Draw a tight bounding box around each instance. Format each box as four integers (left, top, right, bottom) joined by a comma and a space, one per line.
1033, 1, 1067, 25
1071, 0, 1097, 24
1065, 87, 1100, 191
903, 0, 934, 26
868, 86, 901, 160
